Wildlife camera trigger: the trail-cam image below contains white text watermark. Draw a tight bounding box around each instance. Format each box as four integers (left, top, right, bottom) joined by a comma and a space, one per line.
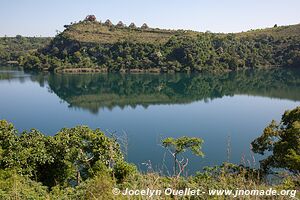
112, 187, 298, 198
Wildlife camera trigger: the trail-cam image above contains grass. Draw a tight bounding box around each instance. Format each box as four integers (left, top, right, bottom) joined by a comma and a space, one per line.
62, 20, 300, 45
48, 163, 300, 199
62, 21, 200, 44
236, 23, 300, 39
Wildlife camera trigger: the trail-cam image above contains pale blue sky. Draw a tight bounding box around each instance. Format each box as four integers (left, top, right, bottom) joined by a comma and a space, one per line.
1, 0, 300, 36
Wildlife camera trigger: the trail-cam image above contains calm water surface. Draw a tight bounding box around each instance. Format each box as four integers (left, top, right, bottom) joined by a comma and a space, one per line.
0, 67, 300, 174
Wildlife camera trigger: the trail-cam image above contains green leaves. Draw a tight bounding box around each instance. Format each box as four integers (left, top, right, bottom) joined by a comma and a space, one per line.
162, 136, 204, 157
0, 169, 48, 200
251, 120, 279, 154
251, 106, 300, 173
50, 126, 123, 186
0, 120, 124, 188
162, 136, 204, 176
18, 25, 300, 72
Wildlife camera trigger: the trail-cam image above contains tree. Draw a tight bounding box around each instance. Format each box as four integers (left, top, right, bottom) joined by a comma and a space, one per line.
25, 55, 41, 69
0, 120, 53, 181
16, 35, 22, 40
162, 136, 204, 177
0, 120, 125, 188
0, 169, 48, 200
73, 51, 82, 62
40, 126, 123, 187
251, 107, 300, 174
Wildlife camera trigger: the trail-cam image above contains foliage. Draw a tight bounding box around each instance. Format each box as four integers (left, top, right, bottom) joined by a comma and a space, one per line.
5, 20, 299, 72
252, 106, 300, 174
0, 120, 125, 188
162, 136, 204, 176
0, 36, 51, 64
113, 161, 137, 183
0, 119, 299, 199
0, 169, 48, 200
162, 136, 204, 157
50, 171, 117, 200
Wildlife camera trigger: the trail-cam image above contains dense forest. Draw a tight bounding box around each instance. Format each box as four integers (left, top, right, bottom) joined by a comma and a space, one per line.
0, 36, 51, 65
0, 106, 299, 199
1, 16, 300, 72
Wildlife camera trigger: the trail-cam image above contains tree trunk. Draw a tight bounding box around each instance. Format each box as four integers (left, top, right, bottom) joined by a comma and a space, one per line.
77, 170, 81, 185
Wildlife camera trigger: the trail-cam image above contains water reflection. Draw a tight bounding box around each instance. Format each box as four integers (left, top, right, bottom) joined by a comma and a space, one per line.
39, 69, 300, 113
1, 67, 300, 173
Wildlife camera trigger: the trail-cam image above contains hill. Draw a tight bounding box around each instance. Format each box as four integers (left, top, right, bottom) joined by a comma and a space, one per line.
0, 36, 51, 65
237, 23, 300, 38
14, 16, 300, 72
60, 20, 194, 44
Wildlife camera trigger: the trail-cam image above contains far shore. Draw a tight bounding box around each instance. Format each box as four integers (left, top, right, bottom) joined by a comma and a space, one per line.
55, 67, 164, 74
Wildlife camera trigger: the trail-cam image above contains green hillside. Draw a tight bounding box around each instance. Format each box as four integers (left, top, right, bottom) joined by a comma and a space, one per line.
58, 18, 300, 43
237, 23, 300, 38
61, 21, 192, 44
12, 16, 300, 72
0, 36, 51, 65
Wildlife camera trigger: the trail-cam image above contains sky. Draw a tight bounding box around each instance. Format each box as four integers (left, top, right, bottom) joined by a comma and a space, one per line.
1, 0, 300, 37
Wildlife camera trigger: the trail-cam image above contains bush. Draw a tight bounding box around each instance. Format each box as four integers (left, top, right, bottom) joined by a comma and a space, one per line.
0, 120, 124, 188
0, 169, 48, 200
113, 161, 137, 183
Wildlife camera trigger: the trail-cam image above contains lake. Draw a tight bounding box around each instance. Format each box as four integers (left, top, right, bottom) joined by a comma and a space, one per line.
0, 67, 300, 175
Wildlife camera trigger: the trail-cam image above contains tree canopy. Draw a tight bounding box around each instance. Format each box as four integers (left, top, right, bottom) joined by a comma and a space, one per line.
162, 136, 204, 176
251, 107, 300, 174
7, 20, 299, 72
0, 120, 135, 188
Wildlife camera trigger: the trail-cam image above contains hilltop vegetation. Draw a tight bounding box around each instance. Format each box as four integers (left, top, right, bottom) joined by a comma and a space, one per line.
60, 20, 186, 44
236, 23, 300, 38
10, 16, 300, 73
